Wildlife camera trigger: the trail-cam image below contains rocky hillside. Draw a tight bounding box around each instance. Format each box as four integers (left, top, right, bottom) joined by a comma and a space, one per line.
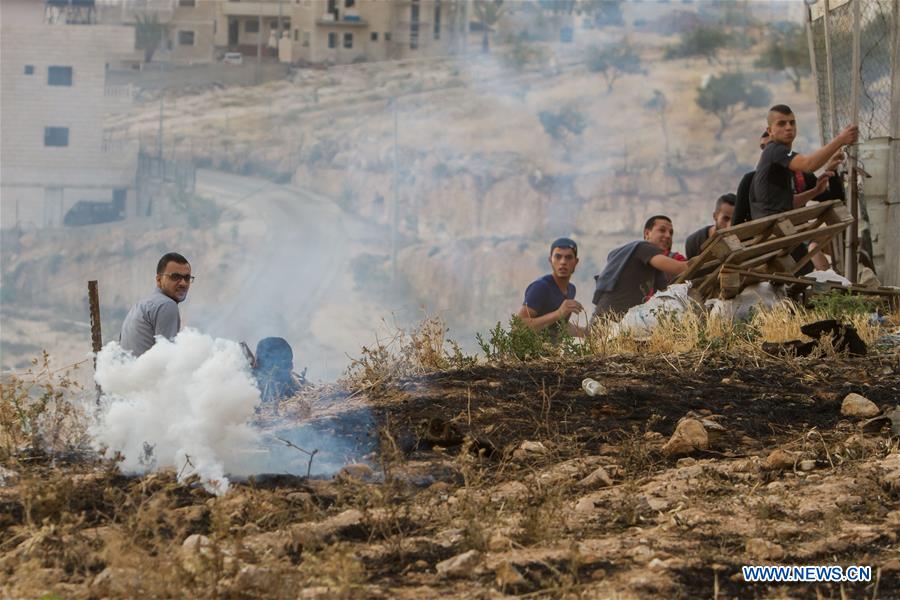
105, 11, 818, 338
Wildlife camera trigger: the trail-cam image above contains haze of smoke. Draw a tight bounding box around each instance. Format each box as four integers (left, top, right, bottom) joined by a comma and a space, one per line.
92, 329, 261, 494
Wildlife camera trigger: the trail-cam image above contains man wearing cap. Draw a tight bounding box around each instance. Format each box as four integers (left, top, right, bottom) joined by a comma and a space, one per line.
592, 215, 688, 317
517, 238, 586, 338
684, 193, 736, 259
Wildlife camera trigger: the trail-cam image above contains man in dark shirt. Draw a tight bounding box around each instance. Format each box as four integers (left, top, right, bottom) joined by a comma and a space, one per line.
684, 193, 736, 259
751, 105, 856, 270
735, 130, 845, 227
733, 131, 770, 226
518, 237, 586, 338
592, 216, 688, 317
750, 104, 857, 220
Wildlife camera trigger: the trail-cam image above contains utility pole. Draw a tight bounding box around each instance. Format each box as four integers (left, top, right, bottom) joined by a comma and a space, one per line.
256, 5, 263, 84
885, 0, 900, 286
391, 97, 399, 283
845, 0, 861, 282
157, 94, 164, 162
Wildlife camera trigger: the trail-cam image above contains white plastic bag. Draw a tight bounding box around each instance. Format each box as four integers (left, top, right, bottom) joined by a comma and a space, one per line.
705, 282, 787, 322
616, 283, 694, 340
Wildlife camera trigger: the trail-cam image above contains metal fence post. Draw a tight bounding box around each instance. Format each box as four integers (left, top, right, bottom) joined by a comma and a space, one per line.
845, 0, 862, 282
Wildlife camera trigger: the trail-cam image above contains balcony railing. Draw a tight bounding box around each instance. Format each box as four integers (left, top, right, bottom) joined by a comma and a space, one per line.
104, 84, 138, 99
44, 0, 98, 25
221, 1, 285, 18
120, 0, 175, 22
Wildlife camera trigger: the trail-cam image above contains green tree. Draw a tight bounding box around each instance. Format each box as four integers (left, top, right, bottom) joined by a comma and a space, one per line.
473, 0, 504, 55
538, 0, 576, 13
586, 41, 644, 92
135, 13, 169, 63
754, 23, 810, 92
665, 25, 730, 64
581, 0, 624, 27
696, 73, 771, 140
645, 90, 671, 164
538, 106, 586, 141
503, 35, 548, 71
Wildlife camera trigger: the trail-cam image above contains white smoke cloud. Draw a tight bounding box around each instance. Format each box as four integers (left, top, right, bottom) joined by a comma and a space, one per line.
92, 329, 262, 494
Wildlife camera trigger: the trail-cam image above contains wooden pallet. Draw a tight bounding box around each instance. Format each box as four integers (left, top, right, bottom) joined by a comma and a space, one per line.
718, 268, 900, 308
674, 200, 854, 300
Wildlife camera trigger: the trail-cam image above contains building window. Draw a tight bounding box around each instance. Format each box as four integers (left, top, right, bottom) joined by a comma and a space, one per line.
343, 32, 353, 48
345, 0, 355, 7
328, 32, 337, 48
245, 20, 259, 33
384, 32, 392, 42
303, 31, 310, 47
294, 28, 299, 41
178, 30, 195, 45
44, 127, 69, 147
270, 20, 278, 29
410, 2, 420, 50
48, 66, 73, 86
179, 0, 195, 6
24, 65, 34, 75
434, 0, 441, 40
371, 32, 378, 41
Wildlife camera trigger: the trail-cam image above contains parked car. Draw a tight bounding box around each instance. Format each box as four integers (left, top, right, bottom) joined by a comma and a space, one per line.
64, 200, 124, 227
223, 52, 243, 65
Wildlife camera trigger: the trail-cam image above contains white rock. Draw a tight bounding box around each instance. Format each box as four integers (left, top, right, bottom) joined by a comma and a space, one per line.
745, 538, 785, 560
661, 419, 709, 457
764, 449, 798, 471
578, 466, 613, 488
841, 393, 880, 418
436, 549, 481, 577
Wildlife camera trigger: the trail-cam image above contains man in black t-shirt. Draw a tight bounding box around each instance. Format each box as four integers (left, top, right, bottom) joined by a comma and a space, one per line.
750, 105, 857, 270
750, 104, 857, 220
684, 193, 736, 259
733, 131, 770, 226
735, 129, 846, 227
592, 216, 688, 317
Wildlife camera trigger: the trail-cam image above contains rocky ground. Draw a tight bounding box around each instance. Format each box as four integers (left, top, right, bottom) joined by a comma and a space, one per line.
2, 345, 899, 599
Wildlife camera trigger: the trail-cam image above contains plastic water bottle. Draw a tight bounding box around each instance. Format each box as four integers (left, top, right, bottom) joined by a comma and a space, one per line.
582, 378, 607, 397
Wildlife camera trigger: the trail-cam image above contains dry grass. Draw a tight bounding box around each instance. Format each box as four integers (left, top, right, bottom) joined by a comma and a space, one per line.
0, 353, 91, 463
584, 297, 888, 362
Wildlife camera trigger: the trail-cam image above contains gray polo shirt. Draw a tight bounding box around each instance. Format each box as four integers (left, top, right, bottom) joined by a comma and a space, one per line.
119, 288, 181, 357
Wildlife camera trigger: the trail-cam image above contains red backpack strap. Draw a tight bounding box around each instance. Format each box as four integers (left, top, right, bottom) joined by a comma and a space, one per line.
794, 170, 807, 193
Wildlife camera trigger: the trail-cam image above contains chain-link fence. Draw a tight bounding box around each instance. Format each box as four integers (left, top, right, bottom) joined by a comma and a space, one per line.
807, 0, 899, 285
808, 0, 896, 142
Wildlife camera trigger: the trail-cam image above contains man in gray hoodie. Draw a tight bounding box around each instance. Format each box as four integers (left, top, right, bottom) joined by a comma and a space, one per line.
592, 216, 687, 317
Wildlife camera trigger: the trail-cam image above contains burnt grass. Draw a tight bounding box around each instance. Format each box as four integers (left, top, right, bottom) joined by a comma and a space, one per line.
363, 352, 899, 462
2, 350, 899, 598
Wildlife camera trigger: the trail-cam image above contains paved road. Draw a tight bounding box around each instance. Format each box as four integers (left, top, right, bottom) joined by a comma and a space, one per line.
192, 169, 350, 379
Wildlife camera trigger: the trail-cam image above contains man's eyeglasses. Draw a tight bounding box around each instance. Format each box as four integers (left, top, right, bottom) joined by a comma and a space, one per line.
162, 273, 195, 283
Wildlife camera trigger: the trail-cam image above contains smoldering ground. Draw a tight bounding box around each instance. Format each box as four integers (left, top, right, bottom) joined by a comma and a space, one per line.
92, 329, 375, 494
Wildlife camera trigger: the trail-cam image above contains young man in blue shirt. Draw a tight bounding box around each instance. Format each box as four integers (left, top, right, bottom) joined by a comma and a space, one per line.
517, 237, 586, 338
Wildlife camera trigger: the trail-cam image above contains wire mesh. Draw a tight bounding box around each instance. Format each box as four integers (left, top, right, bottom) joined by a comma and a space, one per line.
808, 0, 896, 142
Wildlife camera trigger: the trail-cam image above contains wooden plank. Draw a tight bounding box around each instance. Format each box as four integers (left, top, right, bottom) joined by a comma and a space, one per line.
773, 219, 798, 238
714, 200, 841, 242
675, 235, 736, 283
719, 270, 742, 299
726, 221, 850, 264
720, 267, 900, 298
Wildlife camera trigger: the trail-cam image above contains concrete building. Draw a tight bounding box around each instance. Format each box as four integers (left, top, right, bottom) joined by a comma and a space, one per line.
105, 0, 217, 64
215, 0, 472, 65
0, 0, 138, 230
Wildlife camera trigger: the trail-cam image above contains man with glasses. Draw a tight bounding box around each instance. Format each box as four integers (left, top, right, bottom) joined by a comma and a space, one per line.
119, 252, 194, 357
